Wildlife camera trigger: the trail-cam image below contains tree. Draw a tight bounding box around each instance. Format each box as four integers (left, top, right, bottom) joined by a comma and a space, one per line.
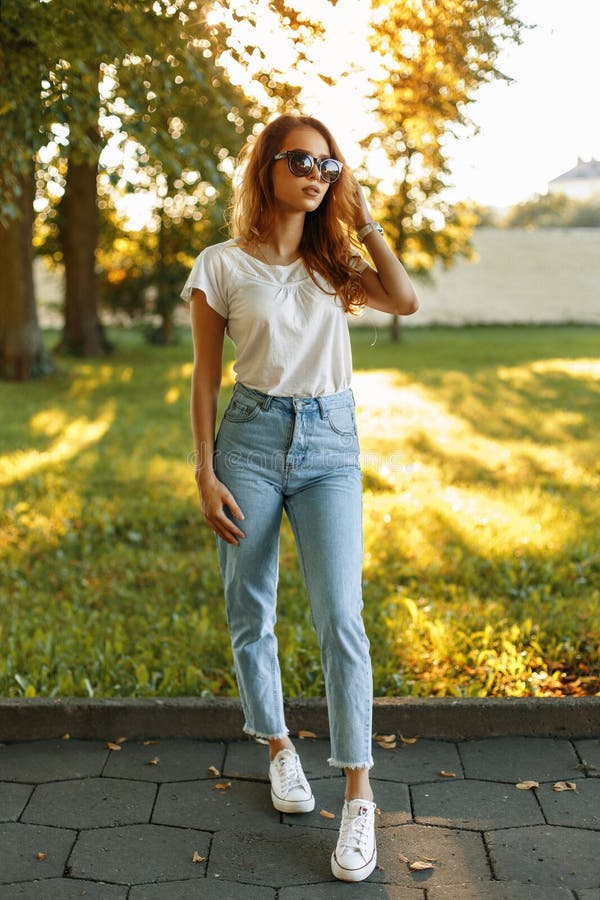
44, 0, 252, 356
364, 0, 526, 338
0, 1, 56, 379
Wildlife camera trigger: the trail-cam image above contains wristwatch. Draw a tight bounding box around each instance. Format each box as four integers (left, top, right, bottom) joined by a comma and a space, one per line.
357, 221, 384, 243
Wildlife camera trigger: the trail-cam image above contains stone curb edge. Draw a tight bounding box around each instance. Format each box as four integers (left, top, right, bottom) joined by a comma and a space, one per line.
1, 696, 599, 742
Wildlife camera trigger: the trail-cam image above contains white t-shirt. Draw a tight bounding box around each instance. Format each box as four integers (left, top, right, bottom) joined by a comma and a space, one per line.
181, 239, 368, 398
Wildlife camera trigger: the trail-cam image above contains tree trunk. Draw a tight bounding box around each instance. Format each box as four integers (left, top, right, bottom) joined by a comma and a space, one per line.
57, 138, 111, 357
0, 169, 56, 381
152, 205, 174, 345
390, 314, 402, 342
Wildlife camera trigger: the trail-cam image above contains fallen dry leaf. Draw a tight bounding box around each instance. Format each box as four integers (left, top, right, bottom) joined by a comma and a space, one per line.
215, 781, 232, 791
208, 765, 221, 777
375, 807, 381, 816
409, 860, 435, 871
62, 733, 70, 740
439, 771, 457, 778
192, 851, 206, 863
320, 809, 336, 819
398, 852, 436, 870
143, 740, 160, 746
146, 756, 160, 766
373, 733, 396, 743
516, 780, 539, 790
298, 730, 317, 739
106, 742, 122, 751
376, 740, 397, 750
553, 781, 578, 792
400, 735, 419, 744
36, 852, 46, 861
115, 737, 127, 745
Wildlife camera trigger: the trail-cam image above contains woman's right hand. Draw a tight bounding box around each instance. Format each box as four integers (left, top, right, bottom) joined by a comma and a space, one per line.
197, 473, 246, 546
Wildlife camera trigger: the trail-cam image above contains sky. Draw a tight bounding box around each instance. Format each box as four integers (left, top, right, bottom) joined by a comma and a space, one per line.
292, 0, 600, 209
444, 0, 600, 207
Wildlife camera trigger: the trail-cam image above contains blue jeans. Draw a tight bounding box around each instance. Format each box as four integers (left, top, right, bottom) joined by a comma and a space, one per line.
213, 381, 373, 769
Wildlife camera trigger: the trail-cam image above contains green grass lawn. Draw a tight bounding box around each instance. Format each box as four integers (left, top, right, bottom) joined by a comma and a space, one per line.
1, 324, 598, 699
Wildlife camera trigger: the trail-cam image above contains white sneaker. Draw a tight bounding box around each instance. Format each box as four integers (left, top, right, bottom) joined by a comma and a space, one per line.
331, 797, 377, 882
269, 748, 315, 813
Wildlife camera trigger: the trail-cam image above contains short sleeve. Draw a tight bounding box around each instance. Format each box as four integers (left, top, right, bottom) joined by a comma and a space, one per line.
180, 245, 228, 319
350, 251, 370, 274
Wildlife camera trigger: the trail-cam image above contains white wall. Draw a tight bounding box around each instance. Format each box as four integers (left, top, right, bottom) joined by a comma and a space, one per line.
354, 227, 600, 327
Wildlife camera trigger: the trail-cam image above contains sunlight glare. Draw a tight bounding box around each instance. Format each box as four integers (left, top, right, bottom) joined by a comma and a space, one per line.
0, 407, 115, 486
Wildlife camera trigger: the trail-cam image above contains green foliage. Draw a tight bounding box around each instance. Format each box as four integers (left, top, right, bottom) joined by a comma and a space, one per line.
0, 325, 598, 698
503, 192, 600, 229
0, 0, 55, 223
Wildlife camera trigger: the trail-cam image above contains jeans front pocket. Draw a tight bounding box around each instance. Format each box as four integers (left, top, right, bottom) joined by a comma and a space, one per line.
326, 405, 357, 436
224, 396, 262, 423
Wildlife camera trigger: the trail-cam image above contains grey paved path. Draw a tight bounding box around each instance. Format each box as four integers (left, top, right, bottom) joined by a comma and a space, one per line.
1, 735, 599, 899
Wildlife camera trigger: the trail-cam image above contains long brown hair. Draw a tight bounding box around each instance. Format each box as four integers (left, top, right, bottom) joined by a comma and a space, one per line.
228, 114, 367, 313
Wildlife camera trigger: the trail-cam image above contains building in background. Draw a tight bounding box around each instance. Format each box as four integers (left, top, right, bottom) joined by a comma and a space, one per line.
547, 157, 600, 200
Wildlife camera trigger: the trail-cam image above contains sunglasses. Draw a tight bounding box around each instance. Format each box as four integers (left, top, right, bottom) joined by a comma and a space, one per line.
272, 150, 343, 184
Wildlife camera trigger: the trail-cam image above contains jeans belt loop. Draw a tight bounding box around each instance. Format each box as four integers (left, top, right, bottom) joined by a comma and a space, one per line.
316, 396, 326, 419
261, 393, 273, 411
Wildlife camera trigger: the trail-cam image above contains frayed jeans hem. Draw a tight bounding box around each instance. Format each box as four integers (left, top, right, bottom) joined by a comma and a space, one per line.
328, 757, 374, 770
243, 724, 289, 740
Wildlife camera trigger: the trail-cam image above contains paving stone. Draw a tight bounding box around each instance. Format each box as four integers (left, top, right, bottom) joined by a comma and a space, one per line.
0, 782, 33, 821
21, 777, 156, 829
130, 878, 276, 898
577, 891, 600, 899
102, 738, 226, 783
459, 737, 580, 783
374, 824, 491, 887
67, 823, 210, 885
427, 883, 577, 899
0, 740, 108, 782
537, 780, 600, 830
0, 879, 127, 899
486, 825, 600, 889
280, 883, 425, 898
208, 827, 333, 886
0, 822, 76, 883
372, 740, 464, 784
573, 740, 600, 777
153, 777, 281, 831
222, 738, 335, 781
412, 779, 544, 830
282, 777, 411, 831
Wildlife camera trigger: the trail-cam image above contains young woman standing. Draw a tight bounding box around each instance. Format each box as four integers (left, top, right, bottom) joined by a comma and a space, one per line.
182, 113, 418, 882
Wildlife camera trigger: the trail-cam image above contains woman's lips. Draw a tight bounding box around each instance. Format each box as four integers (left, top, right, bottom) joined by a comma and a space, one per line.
302, 186, 321, 197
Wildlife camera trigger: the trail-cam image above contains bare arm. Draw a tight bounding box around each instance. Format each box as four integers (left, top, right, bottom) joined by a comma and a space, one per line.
352, 178, 419, 317
189, 288, 245, 545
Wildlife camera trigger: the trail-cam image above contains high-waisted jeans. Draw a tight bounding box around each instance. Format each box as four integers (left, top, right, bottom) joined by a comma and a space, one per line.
213, 381, 373, 769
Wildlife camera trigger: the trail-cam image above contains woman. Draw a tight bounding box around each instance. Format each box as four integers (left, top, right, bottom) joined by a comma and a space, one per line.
181, 113, 418, 882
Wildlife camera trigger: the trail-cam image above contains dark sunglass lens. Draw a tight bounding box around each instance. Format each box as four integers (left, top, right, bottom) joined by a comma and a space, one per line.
320, 159, 341, 182
289, 152, 313, 176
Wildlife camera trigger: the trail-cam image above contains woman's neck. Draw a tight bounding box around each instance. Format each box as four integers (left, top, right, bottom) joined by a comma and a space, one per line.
249, 210, 306, 266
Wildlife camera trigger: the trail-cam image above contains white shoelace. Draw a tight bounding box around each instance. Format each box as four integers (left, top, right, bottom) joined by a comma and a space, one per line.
274, 753, 307, 795
338, 805, 372, 854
